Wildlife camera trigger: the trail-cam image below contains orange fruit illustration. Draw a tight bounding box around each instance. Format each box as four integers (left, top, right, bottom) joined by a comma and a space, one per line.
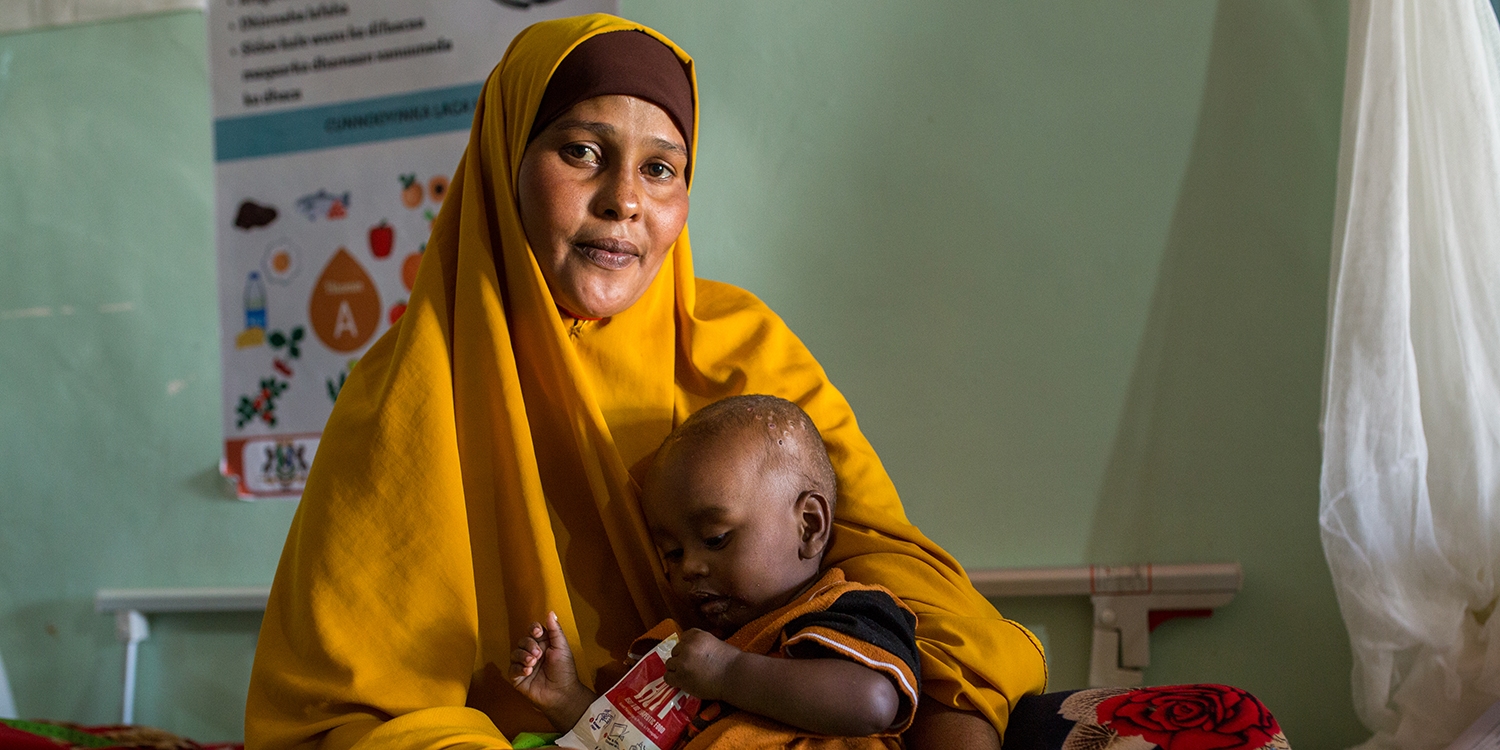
428, 175, 449, 204
399, 174, 423, 208
401, 250, 422, 292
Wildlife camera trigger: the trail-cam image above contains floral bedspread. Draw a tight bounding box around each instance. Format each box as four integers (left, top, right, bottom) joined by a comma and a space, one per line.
0, 719, 241, 750
1005, 684, 1290, 750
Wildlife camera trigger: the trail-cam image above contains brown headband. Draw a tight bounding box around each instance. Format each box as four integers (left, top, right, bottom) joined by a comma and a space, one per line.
528, 30, 694, 149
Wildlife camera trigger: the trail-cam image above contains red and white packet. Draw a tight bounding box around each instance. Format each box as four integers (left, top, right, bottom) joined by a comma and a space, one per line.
556, 634, 702, 750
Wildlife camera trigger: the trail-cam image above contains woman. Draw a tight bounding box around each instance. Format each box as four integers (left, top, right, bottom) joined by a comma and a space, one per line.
246, 14, 1046, 749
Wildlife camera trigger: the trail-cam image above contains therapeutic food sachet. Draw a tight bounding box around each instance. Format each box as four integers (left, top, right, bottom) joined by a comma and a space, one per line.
555, 634, 702, 750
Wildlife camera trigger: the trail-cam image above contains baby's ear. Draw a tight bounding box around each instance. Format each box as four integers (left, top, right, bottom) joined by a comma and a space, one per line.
796, 491, 833, 560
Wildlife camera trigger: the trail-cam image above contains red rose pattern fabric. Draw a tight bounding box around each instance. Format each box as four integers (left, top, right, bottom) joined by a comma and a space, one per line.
0, 687, 1281, 750
0, 718, 243, 750
1094, 685, 1283, 750
1050, 685, 1291, 750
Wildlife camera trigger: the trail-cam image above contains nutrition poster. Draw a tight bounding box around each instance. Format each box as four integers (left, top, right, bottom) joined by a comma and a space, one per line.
210, 0, 614, 499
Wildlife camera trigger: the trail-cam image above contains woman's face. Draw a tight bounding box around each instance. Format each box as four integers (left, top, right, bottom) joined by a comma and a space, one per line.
517, 95, 690, 319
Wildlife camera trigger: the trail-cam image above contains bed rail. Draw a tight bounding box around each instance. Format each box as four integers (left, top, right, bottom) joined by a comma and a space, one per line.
968, 562, 1242, 687
94, 586, 270, 724
93, 562, 1240, 722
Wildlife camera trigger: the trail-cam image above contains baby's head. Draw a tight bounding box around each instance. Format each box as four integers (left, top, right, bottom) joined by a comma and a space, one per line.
641, 395, 837, 636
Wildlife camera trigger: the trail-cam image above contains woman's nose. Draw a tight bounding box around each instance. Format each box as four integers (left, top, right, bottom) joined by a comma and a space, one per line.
592, 165, 640, 221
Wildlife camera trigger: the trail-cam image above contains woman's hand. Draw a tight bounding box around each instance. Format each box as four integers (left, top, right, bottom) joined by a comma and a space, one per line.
663, 628, 740, 700
508, 611, 597, 731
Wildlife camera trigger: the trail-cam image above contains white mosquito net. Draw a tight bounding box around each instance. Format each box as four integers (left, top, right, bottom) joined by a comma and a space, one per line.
1322, 0, 1500, 746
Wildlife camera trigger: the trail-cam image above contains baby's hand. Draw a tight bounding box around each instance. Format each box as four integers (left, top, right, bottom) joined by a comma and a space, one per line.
664, 628, 740, 700
509, 611, 592, 725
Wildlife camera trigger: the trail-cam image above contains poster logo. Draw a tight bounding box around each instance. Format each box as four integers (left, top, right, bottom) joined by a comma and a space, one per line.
234, 436, 319, 496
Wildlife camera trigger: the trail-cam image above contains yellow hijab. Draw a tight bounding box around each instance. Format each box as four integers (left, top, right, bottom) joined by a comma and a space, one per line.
246, 14, 1044, 750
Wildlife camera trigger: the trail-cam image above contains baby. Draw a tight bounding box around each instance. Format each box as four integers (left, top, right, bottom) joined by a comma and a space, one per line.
509, 395, 921, 747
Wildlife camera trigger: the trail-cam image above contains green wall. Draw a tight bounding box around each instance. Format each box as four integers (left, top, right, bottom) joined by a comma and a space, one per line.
0, 2, 1364, 745
0, 12, 299, 742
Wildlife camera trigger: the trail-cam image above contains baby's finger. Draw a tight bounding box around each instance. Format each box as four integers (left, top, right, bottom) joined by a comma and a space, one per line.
511, 647, 537, 668
513, 635, 542, 657
517, 642, 544, 666
543, 611, 574, 654
507, 658, 533, 681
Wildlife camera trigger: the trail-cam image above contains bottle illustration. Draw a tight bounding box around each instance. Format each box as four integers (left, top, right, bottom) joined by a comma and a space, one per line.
245, 271, 267, 330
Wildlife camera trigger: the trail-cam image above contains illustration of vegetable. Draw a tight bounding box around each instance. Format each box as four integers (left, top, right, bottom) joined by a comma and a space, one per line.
369, 220, 394, 258
401, 247, 423, 291
327, 371, 346, 403
327, 359, 355, 403
267, 326, 304, 359
389, 301, 408, 324
273, 359, 294, 377
399, 174, 423, 208
428, 175, 449, 203
235, 377, 289, 428
423, 208, 436, 231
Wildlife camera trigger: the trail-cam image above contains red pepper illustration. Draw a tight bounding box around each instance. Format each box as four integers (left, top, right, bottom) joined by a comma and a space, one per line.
369, 220, 394, 259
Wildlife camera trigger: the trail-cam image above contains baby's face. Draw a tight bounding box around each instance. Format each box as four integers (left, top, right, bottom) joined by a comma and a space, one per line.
642, 431, 821, 637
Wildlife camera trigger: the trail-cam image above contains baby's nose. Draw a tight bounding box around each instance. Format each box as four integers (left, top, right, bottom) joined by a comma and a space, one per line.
679, 555, 709, 580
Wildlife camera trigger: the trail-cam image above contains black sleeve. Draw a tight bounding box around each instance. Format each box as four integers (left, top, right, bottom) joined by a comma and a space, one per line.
780, 589, 922, 730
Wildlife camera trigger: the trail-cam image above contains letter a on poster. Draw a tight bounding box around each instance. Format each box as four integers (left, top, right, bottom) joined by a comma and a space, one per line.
210, 0, 615, 499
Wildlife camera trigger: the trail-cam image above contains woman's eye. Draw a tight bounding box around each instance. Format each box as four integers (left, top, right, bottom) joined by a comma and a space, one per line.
661, 548, 683, 563
643, 162, 674, 180
703, 533, 729, 550
562, 144, 600, 164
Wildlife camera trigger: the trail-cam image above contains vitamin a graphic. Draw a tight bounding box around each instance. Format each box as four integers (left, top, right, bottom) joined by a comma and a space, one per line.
309, 248, 380, 352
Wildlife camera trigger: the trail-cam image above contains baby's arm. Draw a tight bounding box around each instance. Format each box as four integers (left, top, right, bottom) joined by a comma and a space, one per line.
508, 611, 598, 732
665, 629, 900, 736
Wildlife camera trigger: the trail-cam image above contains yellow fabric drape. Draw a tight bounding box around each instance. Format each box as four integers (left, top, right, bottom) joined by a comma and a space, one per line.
245, 14, 1045, 750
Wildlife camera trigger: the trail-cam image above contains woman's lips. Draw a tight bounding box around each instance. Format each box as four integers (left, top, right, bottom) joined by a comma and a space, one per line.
573, 238, 640, 270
